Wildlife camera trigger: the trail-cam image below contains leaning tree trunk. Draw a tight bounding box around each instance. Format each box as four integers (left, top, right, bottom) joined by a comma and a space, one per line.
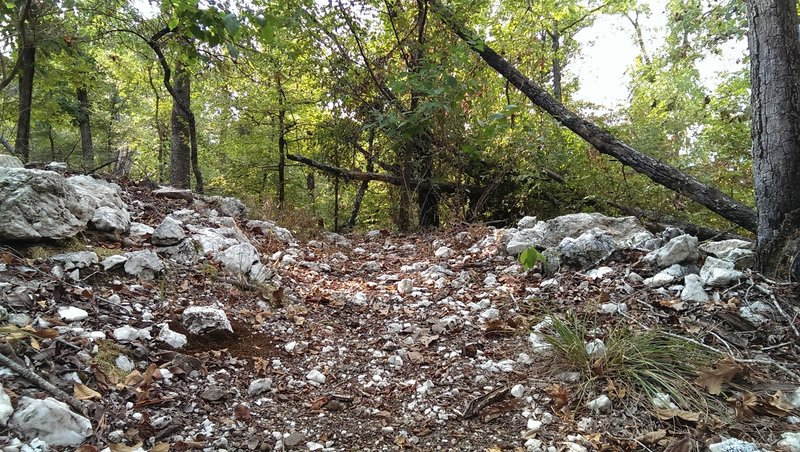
14, 45, 34, 163
428, 0, 757, 233
747, 0, 800, 277
76, 86, 94, 169
170, 61, 191, 189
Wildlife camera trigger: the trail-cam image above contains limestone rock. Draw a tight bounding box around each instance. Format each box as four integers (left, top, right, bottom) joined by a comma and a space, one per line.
91, 206, 131, 233
217, 243, 261, 275
647, 234, 700, 268
557, 229, 616, 268
10, 396, 93, 446
123, 250, 164, 280
51, 251, 98, 270
700, 256, 743, 286
700, 239, 755, 269
152, 216, 185, 246
0, 168, 93, 240
681, 274, 709, 303
246, 220, 296, 244
0, 154, 23, 168
67, 175, 129, 232
182, 306, 233, 335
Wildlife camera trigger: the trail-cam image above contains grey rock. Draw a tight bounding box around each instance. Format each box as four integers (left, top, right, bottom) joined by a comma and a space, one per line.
648, 234, 700, 268
188, 224, 248, 254
101, 254, 128, 271
557, 229, 616, 268
506, 212, 651, 255
517, 216, 537, 229
51, 251, 98, 270
217, 243, 261, 274
152, 216, 185, 246
681, 274, 709, 303
323, 231, 351, 247
248, 378, 273, 396
91, 205, 131, 233
739, 301, 772, 325
700, 256, 743, 286
123, 250, 164, 280
661, 226, 685, 242
0, 383, 11, 426
10, 396, 92, 446
700, 239, 755, 269
249, 262, 272, 283
182, 306, 233, 335
157, 239, 198, 265
0, 154, 23, 168
0, 168, 93, 240
45, 161, 68, 172
246, 220, 295, 244
203, 195, 247, 218
157, 324, 187, 348
129, 222, 154, 238
707, 437, 763, 452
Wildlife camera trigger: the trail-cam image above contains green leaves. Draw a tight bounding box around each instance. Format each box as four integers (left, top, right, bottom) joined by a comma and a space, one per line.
519, 247, 546, 270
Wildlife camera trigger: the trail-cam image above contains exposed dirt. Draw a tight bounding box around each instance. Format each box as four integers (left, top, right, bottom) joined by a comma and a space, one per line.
0, 180, 799, 451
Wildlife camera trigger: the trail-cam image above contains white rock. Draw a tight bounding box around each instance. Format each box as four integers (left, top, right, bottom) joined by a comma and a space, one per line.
778, 432, 800, 451
585, 339, 606, 359
434, 246, 453, 259
58, 306, 88, 322
152, 216, 185, 246
248, 378, 273, 396
585, 266, 613, 279
0, 154, 24, 168
129, 222, 154, 238
651, 392, 678, 410
527, 419, 543, 432
91, 205, 130, 233
510, 384, 525, 398
157, 324, 187, 348
648, 234, 700, 268
480, 308, 500, 321
113, 326, 151, 342
51, 251, 98, 270
306, 370, 326, 384
739, 301, 772, 325
10, 396, 92, 446
115, 355, 134, 372
216, 243, 260, 275
517, 216, 537, 229
397, 278, 413, 295
246, 220, 296, 244
285, 341, 297, 352
599, 302, 628, 314
700, 239, 754, 267
681, 274, 709, 303
0, 168, 94, 240
707, 438, 762, 452
701, 256, 743, 286
182, 306, 233, 335
586, 394, 612, 412
123, 250, 164, 280
0, 384, 12, 425
101, 254, 127, 271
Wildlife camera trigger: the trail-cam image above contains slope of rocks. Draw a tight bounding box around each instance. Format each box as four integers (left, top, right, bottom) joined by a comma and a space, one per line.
0, 159, 799, 451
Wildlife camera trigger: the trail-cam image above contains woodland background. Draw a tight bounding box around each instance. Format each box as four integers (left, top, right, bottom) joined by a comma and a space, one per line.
0, 0, 753, 233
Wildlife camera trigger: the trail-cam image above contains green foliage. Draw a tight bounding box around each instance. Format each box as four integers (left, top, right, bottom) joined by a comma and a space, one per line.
519, 247, 546, 270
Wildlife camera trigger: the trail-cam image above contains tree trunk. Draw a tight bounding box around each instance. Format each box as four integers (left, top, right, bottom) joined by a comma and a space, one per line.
277, 74, 286, 209
747, 0, 800, 277
429, 0, 758, 233
76, 86, 93, 169
170, 61, 191, 189
14, 45, 34, 163
147, 65, 168, 183
550, 21, 562, 103
347, 128, 376, 229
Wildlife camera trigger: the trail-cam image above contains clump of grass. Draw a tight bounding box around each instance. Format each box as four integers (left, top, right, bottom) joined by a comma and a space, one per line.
540, 312, 719, 412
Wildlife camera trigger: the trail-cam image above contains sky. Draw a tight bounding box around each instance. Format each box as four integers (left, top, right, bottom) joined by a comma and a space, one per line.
568, 0, 747, 110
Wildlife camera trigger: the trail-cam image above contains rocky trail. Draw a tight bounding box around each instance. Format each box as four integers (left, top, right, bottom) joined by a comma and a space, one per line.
0, 161, 799, 451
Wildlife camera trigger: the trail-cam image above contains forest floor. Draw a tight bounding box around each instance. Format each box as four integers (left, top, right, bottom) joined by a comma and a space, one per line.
1, 181, 800, 451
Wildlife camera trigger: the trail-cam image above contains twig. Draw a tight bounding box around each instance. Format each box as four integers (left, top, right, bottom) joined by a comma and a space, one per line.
769, 294, 800, 338
0, 351, 88, 415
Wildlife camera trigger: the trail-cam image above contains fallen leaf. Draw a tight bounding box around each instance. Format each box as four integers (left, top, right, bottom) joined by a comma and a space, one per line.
654, 408, 701, 422
664, 437, 695, 452
75, 446, 99, 452
638, 429, 667, 444
546, 384, 569, 408
695, 358, 746, 395
109, 443, 144, 452
150, 443, 170, 452
74, 383, 102, 400
234, 404, 252, 421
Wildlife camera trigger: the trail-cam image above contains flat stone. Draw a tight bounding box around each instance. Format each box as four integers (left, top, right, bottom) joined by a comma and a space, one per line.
152, 216, 185, 246
182, 306, 233, 335
10, 397, 92, 446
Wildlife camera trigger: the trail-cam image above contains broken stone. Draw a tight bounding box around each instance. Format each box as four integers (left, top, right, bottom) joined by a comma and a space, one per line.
217, 243, 261, 275
51, 251, 98, 270
0, 384, 12, 425
123, 250, 164, 280
248, 378, 273, 396
152, 216, 185, 246
647, 234, 700, 268
707, 438, 762, 452
58, 306, 88, 322
681, 274, 709, 303
434, 246, 453, 259
91, 206, 131, 233
100, 254, 128, 271
182, 306, 233, 335
306, 369, 326, 384
700, 256, 743, 286
397, 278, 413, 295
586, 394, 612, 412
157, 324, 187, 348
10, 396, 92, 446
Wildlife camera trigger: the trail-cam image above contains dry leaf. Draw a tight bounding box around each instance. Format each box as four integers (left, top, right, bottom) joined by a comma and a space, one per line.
695, 358, 746, 395
124, 370, 144, 387
74, 383, 102, 400
75, 446, 99, 452
664, 437, 695, 452
638, 429, 667, 444
234, 404, 252, 421
150, 443, 170, 452
654, 408, 701, 422
109, 443, 144, 452
546, 384, 569, 408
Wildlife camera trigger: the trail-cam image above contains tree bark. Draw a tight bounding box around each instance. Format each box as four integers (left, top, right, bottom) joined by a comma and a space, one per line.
428, 0, 758, 233
170, 61, 191, 189
550, 21, 562, 103
276, 74, 287, 210
76, 86, 93, 169
14, 45, 35, 163
347, 128, 376, 229
747, 0, 800, 276
147, 65, 169, 183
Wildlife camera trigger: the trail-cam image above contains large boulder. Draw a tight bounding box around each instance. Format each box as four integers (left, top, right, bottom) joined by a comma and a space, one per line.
67, 175, 130, 233
0, 154, 23, 168
0, 167, 93, 240
506, 213, 652, 255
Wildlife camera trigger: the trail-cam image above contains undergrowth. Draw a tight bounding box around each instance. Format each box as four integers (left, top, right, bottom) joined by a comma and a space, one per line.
540, 312, 720, 413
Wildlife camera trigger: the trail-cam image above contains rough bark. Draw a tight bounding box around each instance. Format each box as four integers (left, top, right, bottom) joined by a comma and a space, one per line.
277, 74, 287, 210
347, 129, 376, 229
549, 21, 562, 103
170, 61, 191, 189
428, 0, 758, 233
14, 45, 35, 162
747, 0, 800, 276
147, 65, 169, 183
76, 86, 94, 169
